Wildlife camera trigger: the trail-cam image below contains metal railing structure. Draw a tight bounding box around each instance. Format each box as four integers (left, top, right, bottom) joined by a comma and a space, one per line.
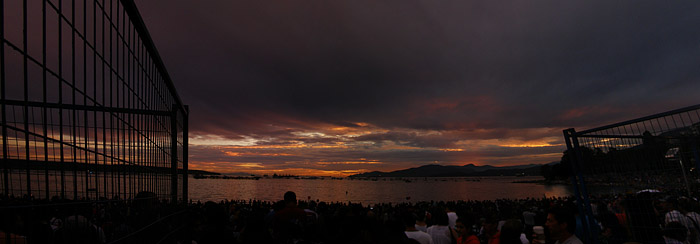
1, 0, 188, 242
564, 104, 700, 243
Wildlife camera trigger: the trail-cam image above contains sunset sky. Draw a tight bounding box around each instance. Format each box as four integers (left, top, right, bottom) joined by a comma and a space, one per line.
134, 0, 700, 176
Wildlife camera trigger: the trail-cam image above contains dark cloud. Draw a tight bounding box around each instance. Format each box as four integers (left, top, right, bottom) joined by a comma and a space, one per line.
138, 0, 700, 134
136, 0, 700, 172
353, 131, 459, 148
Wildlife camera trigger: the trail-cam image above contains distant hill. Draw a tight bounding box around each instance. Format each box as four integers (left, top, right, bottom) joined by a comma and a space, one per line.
348, 163, 543, 178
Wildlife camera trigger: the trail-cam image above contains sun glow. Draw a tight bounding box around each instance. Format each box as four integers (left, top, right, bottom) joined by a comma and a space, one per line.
238, 163, 264, 168
439, 148, 464, 152
190, 134, 261, 146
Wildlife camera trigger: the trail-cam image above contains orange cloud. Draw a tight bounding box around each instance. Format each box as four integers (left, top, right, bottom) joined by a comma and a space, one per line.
558, 106, 620, 121
238, 163, 264, 168
242, 168, 369, 177
316, 161, 382, 165
439, 148, 464, 152
223, 151, 293, 157
220, 144, 348, 149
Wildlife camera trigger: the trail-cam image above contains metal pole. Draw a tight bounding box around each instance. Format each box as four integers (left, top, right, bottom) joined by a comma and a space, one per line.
563, 129, 591, 243
23, 0, 32, 198
58, 0, 65, 199
680, 159, 692, 197
170, 104, 177, 203
71, 0, 78, 201
183, 105, 188, 203
564, 129, 600, 244
0, 0, 8, 197
570, 133, 599, 244
43, 0, 49, 200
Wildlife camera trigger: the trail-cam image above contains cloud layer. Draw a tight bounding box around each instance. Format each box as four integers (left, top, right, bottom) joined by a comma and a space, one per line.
136, 0, 700, 175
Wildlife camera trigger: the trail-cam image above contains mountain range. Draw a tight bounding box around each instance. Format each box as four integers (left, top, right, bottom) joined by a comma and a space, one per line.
348, 163, 554, 178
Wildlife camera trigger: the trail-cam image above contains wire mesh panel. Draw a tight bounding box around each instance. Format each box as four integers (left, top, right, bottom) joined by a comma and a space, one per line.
565, 104, 700, 244
1, 0, 188, 242
0, 0, 188, 202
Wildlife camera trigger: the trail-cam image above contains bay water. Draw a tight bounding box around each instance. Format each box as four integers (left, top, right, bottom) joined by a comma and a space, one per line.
188, 176, 572, 205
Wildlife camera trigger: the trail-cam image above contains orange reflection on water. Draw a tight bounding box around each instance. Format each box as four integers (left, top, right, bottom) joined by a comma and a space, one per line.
188, 176, 573, 204
242, 168, 364, 177
189, 161, 369, 177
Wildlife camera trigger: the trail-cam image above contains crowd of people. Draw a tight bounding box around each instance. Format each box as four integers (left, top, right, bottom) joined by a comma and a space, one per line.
1, 190, 700, 244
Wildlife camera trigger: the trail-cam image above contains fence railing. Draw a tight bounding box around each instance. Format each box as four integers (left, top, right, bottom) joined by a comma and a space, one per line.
1, 0, 188, 202
1, 0, 188, 242
564, 104, 700, 243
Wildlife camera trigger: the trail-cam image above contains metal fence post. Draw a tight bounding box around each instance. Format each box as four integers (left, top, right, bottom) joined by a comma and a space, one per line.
1, 0, 7, 196
563, 129, 592, 243
171, 105, 178, 204
183, 105, 188, 203
564, 128, 601, 244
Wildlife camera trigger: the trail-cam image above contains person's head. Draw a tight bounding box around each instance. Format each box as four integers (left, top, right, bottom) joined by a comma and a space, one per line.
680, 197, 700, 214
415, 210, 427, 223
402, 213, 417, 230
432, 209, 449, 226
546, 206, 576, 240
455, 218, 475, 237
483, 216, 499, 235
204, 201, 227, 225
499, 219, 524, 244
284, 191, 297, 205
661, 196, 679, 211
134, 191, 157, 211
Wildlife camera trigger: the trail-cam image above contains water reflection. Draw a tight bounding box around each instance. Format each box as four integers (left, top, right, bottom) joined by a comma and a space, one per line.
189, 176, 572, 205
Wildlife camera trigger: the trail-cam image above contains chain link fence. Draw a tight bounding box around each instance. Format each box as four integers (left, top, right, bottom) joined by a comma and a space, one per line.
1, 0, 189, 242
565, 104, 700, 243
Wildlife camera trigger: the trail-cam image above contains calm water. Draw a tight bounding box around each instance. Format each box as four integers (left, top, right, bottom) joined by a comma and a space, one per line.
188, 176, 572, 205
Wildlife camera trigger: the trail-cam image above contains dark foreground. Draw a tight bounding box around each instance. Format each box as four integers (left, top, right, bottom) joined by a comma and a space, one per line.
0, 189, 696, 244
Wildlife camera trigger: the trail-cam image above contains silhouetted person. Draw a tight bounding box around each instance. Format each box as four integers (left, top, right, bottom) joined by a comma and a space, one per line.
0, 209, 28, 244
403, 213, 433, 244
383, 218, 419, 244
131, 191, 160, 243
427, 209, 453, 244
481, 216, 501, 244
273, 191, 306, 243
597, 204, 628, 244
535, 207, 581, 244
499, 219, 524, 244
455, 217, 479, 244
54, 215, 102, 244
240, 208, 273, 244
625, 192, 664, 243
199, 201, 236, 244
